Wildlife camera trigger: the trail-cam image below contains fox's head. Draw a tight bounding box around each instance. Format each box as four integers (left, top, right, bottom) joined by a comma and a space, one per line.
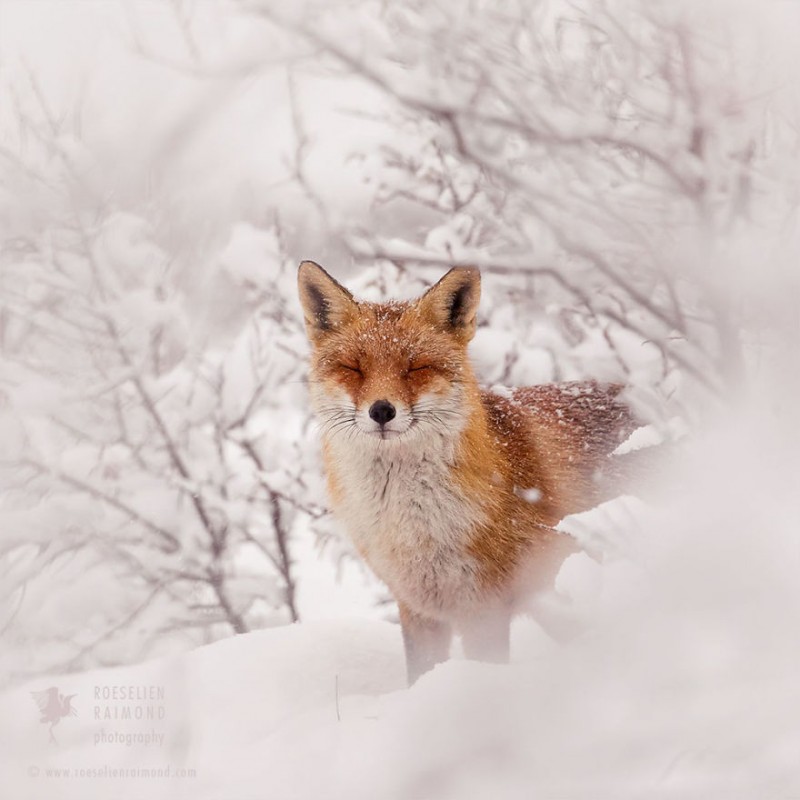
298, 261, 481, 444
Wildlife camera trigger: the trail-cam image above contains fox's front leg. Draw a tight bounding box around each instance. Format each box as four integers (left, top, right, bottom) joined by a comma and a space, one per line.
398, 602, 452, 684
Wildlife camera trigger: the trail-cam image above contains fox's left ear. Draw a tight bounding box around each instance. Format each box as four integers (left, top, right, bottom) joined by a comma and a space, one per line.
417, 267, 481, 342
297, 260, 356, 342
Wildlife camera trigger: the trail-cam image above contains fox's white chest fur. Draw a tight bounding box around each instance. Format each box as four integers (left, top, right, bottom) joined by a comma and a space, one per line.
327, 435, 487, 619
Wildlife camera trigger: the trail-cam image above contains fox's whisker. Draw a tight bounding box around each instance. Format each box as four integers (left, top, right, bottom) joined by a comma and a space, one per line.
321, 418, 357, 435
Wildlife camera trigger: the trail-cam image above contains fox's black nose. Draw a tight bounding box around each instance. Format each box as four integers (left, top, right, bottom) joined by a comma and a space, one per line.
369, 400, 396, 426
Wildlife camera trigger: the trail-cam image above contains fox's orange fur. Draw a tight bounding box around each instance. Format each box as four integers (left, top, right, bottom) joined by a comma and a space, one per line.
298, 261, 638, 682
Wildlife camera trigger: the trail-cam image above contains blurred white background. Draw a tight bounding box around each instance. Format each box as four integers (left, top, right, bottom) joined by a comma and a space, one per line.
2, 1, 800, 796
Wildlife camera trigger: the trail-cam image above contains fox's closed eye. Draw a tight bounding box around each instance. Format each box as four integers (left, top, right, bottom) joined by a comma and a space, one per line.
339, 363, 363, 375
409, 365, 432, 373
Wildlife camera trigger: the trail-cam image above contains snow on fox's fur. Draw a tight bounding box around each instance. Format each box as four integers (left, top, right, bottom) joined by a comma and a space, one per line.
298, 261, 637, 682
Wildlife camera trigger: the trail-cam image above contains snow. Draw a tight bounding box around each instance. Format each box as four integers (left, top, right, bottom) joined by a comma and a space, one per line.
515, 485, 543, 503
5, 530, 800, 800
557, 495, 651, 559
0, 620, 405, 800
489, 383, 515, 399
6, 403, 800, 800
613, 424, 665, 455
613, 418, 689, 456
3, 2, 800, 797
291, 526, 386, 622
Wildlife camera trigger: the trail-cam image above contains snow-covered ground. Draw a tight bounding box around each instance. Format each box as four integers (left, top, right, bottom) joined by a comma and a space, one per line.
5, 405, 800, 800
4, 596, 799, 800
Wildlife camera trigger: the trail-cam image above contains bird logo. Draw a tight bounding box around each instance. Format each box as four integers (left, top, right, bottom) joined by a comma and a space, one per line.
30, 687, 77, 745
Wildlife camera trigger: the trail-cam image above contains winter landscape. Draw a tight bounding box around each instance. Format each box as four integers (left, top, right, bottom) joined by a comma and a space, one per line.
2, 1, 800, 798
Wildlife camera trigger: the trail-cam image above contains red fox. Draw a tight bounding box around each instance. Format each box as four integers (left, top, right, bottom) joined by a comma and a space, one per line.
298, 261, 639, 682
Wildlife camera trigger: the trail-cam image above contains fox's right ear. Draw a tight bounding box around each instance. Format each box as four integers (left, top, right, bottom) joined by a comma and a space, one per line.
417, 267, 481, 343
297, 261, 356, 341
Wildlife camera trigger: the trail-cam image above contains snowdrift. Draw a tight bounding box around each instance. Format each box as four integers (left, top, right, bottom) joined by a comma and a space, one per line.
4, 410, 800, 800
4, 478, 800, 800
